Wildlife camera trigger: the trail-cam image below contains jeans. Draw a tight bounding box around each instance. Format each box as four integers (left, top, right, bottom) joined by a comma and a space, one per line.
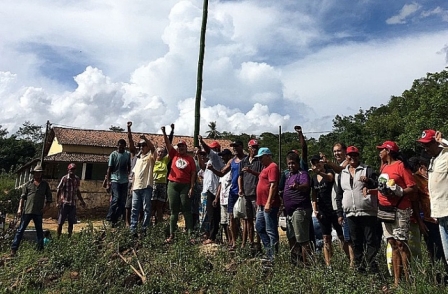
424, 220, 446, 264
106, 182, 128, 225
11, 214, 44, 251
255, 206, 279, 261
130, 186, 153, 232
346, 215, 379, 269
438, 216, 448, 265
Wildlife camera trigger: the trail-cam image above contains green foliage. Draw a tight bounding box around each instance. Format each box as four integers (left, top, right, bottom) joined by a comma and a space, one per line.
0, 136, 37, 173
0, 173, 20, 213
206, 121, 221, 139
1, 224, 447, 293
109, 125, 125, 132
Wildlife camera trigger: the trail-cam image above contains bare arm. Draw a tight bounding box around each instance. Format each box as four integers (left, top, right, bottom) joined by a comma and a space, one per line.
295, 126, 308, 161
198, 135, 211, 154
127, 122, 136, 156
207, 157, 232, 177
168, 124, 175, 144
161, 126, 174, 154
140, 134, 155, 153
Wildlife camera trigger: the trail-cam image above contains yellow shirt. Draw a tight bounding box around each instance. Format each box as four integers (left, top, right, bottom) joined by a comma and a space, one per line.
153, 156, 170, 184
132, 152, 154, 190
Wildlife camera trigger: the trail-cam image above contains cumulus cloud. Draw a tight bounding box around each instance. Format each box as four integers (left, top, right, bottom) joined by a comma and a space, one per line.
386, 3, 421, 25
0, 0, 447, 139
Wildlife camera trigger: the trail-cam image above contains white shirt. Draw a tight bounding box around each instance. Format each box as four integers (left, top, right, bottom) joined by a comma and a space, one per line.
201, 150, 224, 195
220, 171, 232, 205
132, 152, 154, 190
428, 147, 448, 218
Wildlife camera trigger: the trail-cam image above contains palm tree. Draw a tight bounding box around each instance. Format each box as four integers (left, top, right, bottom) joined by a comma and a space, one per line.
206, 121, 221, 139
193, 0, 209, 147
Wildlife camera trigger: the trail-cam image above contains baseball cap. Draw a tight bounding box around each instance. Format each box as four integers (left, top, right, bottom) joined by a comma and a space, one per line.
254, 147, 272, 157
248, 139, 259, 147
376, 141, 399, 152
230, 140, 243, 147
310, 154, 321, 164
209, 141, 221, 149
218, 149, 232, 156
177, 140, 187, 146
417, 129, 436, 144
68, 163, 76, 170
346, 146, 359, 154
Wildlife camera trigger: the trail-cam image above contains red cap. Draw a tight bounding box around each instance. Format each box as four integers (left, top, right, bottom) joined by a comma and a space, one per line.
68, 163, 76, 170
346, 146, 359, 154
248, 139, 259, 147
376, 141, 399, 152
417, 129, 436, 144
209, 141, 221, 149
177, 140, 187, 146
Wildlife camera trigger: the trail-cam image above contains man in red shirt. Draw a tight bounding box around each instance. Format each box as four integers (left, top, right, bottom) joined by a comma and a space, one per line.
254, 147, 280, 265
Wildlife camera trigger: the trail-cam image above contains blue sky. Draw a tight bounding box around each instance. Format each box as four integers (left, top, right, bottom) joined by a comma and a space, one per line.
0, 0, 447, 138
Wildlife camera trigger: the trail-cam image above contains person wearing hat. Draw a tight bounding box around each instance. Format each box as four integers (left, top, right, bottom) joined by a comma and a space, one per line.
207, 140, 246, 250
335, 146, 379, 273
376, 140, 416, 286
238, 139, 263, 249
105, 137, 131, 227
198, 135, 224, 245
56, 163, 86, 238
253, 147, 280, 264
161, 126, 196, 244
418, 129, 448, 265
11, 164, 52, 256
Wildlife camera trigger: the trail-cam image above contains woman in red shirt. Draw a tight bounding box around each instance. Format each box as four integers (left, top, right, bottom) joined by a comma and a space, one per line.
376, 141, 416, 287
161, 126, 196, 244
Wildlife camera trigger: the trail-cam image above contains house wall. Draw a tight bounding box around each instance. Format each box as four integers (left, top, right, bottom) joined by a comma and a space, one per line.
46, 179, 111, 218
47, 137, 63, 156
62, 145, 115, 155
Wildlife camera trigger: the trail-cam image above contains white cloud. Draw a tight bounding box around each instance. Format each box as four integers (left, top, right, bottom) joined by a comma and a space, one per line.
421, 7, 448, 22
386, 3, 421, 25
0, 0, 447, 140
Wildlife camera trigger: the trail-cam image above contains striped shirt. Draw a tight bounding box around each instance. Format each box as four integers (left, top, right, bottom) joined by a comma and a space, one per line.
57, 174, 80, 206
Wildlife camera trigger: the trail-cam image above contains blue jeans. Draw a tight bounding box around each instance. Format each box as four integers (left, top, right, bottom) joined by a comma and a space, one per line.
106, 182, 128, 224
438, 216, 448, 265
11, 214, 44, 251
255, 206, 279, 261
130, 186, 153, 232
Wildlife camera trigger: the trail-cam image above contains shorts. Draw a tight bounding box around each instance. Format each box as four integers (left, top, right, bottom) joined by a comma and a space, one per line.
286, 208, 312, 243
125, 182, 133, 209
244, 195, 256, 220
58, 204, 76, 225
220, 205, 229, 225
227, 192, 239, 214
152, 183, 167, 202
318, 212, 343, 237
382, 208, 411, 241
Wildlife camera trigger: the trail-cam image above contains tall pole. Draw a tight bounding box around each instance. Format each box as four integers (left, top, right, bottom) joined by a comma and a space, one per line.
193, 0, 209, 147
278, 125, 282, 170
40, 120, 50, 166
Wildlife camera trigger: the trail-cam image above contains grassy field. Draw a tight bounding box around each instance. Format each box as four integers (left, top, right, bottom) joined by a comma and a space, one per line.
0, 222, 447, 294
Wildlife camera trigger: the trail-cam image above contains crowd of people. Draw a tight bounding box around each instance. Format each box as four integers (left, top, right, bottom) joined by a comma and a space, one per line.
9, 123, 448, 287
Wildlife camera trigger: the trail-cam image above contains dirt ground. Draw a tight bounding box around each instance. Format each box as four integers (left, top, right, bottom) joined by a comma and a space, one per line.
42, 218, 105, 233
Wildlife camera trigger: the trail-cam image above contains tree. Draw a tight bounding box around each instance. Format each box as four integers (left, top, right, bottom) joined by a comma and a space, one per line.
0, 125, 7, 139
0, 135, 36, 173
15, 121, 44, 143
206, 121, 221, 139
109, 125, 125, 132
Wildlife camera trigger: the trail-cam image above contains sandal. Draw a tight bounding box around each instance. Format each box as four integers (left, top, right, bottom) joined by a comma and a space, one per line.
164, 236, 174, 244
202, 239, 214, 245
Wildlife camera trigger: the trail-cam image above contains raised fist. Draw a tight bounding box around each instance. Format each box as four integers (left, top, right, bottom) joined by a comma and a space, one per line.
127, 122, 132, 127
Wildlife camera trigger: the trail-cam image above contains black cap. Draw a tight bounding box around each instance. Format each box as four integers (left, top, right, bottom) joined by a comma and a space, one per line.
310, 154, 321, 164
218, 149, 232, 156
229, 140, 243, 147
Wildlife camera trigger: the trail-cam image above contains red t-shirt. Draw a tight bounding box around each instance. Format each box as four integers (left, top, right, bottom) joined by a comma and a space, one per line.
167, 148, 196, 184
256, 162, 280, 207
378, 161, 415, 210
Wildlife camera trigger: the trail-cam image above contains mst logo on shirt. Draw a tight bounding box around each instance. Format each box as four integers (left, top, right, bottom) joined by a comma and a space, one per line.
175, 157, 188, 169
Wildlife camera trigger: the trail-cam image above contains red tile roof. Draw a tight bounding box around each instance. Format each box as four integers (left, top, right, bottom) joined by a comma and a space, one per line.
51, 127, 232, 151
44, 152, 109, 163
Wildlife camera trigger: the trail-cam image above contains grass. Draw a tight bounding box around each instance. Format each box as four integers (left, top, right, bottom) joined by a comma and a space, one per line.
0, 222, 447, 293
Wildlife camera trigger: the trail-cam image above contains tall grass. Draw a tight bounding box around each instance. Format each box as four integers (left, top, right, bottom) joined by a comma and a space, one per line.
0, 223, 447, 293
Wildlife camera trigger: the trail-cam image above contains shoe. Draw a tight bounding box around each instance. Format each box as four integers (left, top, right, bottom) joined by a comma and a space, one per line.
10, 250, 17, 257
